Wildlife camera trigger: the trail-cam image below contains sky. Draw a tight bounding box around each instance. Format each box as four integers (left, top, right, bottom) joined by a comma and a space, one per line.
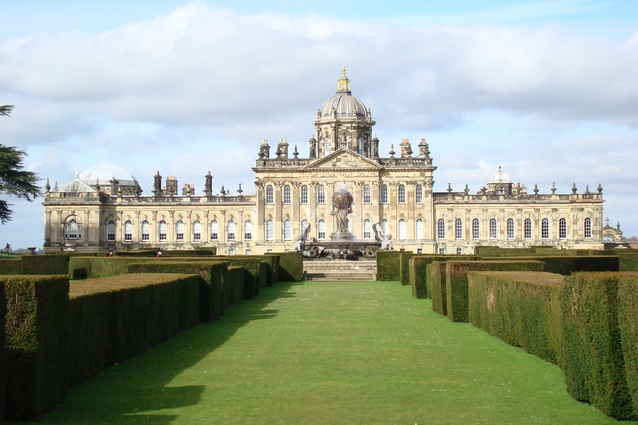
1, 0, 637, 249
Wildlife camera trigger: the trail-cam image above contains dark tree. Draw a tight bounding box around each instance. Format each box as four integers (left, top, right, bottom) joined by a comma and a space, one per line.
0, 105, 41, 223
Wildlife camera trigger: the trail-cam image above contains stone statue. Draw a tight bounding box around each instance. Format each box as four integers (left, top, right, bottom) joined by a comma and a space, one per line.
373, 222, 393, 250
331, 185, 353, 233
294, 224, 311, 252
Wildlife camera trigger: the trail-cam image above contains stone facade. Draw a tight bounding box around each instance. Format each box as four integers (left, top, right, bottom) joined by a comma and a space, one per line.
43, 68, 605, 254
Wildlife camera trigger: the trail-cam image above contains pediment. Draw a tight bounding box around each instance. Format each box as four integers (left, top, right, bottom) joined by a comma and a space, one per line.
304, 148, 382, 171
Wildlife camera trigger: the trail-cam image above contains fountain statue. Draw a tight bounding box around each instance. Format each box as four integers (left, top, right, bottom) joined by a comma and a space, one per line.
330, 183, 355, 241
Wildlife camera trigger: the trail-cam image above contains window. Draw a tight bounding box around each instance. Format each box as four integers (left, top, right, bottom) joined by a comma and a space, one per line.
489, 219, 497, 239
107, 220, 116, 242
317, 185, 325, 204
324, 137, 330, 155
380, 219, 389, 236
456, 248, 462, 255
559, 218, 567, 239
301, 219, 309, 234
416, 219, 424, 240
439, 248, 445, 254
283, 220, 292, 240
265, 185, 274, 204
266, 219, 274, 241
455, 218, 463, 239
524, 218, 532, 239
398, 185, 406, 204
300, 185, 308, 204
472, 219, 480, 240
65, 219, 80, 240
318, 219, 326, 239
176, 220, 184, 241
193, 220, 202, 241
363, 185, 371, 204
415, 185, 423, 204
283, 185, 291, 204
584, 218, 592, 238
507, 218, 514, 240
159, 220, 167, 242
245, 249, 252, 255
244, 221, 252, 240
541, 218, 549, 239
363, 219, 372, 239
124, 221, 133, 242
227, 221, 235, 241
380, 184, 388, 204
398, 219, 407, 240
210, 220, 219, 241
437, 219, 446, 239
141, 220, 150, 242
358, 136, 364, 155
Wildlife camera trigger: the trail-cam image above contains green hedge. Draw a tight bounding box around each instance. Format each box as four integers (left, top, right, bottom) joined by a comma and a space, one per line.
561, 272, 637, 419
446, 261, 545, 323
427, 261, 448, 316
399, 252, 414, 286
619, 252, 638, 272
20, 255, 70, 275
69, 257, 156, 279
376, 251, 402, 281
276, 252, 303, 282
67, 273, 200, 387
618, 275, 638, 416
3, 275, 69, 421
214, 257, 262, 299
409, 255, 478, 299
264, 254, 280, 284
482, 255, 619, 275
467, 271, 565, 363
0, 259, 21, 275
127, 261, 227, 322
0, 281, 5, 422
227, 266, 247, 305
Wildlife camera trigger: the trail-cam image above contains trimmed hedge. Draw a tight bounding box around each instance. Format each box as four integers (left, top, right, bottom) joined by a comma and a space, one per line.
127, 261, 227, 322
0, 281, 5, 422
376, 250, 402, 281
409, 255, 478, 299
619, 275, 638, 416
3, 275, 70, 421
215, 257, 261, 299
264, 254, 280, 285
67, 273, 200, 386
0, 259, 21, 275
276, 252, 303, 282
446, 261, 545, 323
467, 271, 565, 363
482, 255, 619, 275
561, 272, 638, 419
20, 255, 70, 275
619, 252, 638, 272
227, 266, 247, 305
427, 261, 448, 316
399, 252, 414, 286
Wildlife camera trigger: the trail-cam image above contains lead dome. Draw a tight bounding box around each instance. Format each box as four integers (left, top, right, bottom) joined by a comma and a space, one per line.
318, 67, 369, 118
78, 163, 138, 187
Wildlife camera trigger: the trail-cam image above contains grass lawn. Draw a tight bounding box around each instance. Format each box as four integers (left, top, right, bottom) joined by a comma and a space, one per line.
26, 281, 638, 424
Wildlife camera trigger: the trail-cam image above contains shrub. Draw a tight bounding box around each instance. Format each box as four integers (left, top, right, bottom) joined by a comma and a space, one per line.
20, 255, 69, 275
0, 281, 5, 422
427, 261, 448, 316
376, 251, 402, 281
561, 272, 637, 419
227, 266, 246, 305
618, 275, 638, 416
467, 271, 565, 363
446, 261, 545, 323
276, 252, 303, 282
408, 255, 477, 299
399, 252, 414, 286
3, 275, 69, 421
0, 259, 21, 275
619, 252, 638, 272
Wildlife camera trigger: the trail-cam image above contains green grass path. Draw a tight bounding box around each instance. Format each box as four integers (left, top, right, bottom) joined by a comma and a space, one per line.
29, 281, 637, 424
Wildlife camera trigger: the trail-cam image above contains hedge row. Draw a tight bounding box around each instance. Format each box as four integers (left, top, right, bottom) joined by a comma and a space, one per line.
427, 261, 448, 316
561, 272, 638, 419
67, 273, 200, 386
0, 281, 5, 421
3, 275, 70, 421
409, 255, 479, 299
482, 255, 619, 275
0, 255, 70, 276
468, 271, 565, 363
446, 261, 545, 322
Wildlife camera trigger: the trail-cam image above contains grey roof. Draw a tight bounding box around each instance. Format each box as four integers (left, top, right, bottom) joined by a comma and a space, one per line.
78, 163, 138, 187
56, 177, 97, 193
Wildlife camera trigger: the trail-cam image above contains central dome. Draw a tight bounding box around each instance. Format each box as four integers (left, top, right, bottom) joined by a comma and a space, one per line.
318, 67, 368, 118
78, 163, 138, 187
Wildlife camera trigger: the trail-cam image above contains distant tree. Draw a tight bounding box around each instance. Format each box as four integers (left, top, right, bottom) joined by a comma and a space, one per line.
1, 105, 41, 223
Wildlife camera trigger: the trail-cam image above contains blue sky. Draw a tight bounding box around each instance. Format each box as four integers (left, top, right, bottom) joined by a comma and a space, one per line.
1, 0, 637, 248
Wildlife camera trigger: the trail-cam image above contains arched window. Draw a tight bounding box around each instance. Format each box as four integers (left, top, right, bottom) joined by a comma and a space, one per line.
455, 218, 463, 239
398, 219, 407, 240
559, 218, 567, 239
317, 185, 325, 204
541, 218, 549, 239
358, 136, 365, 155
489, 218, 497, 239
437, 219, 446, 240
300, 185, 308, 204
507, 218, 514, 240
380, 218, 389, 236
363, 185, 371, 204
416, 219, 424, 240
472, 218, 480, 240
415, 185, 423, 204
584, 217, 592, 238
380, 184, 388, 204
318, 219, 326, 239
244, 221, 252, 240
398, 185, 406, 204
158, 220, 167, 242
265, 185, 274, 204
524, 218, 532, 239
124, 220, 133, 242
141, 220, 150, 241
64, 218, 81, 240
210, 220, 219, 241
324, 137, 330, 156
283, 185, 291, 204
107, 220, 116, 242
283, 220, 292, 240
266, 219, 274, 241
176, 220, 184, 241
227, 221, 236, 241
301, 219, 309, 234
193, 220, 202, 241
364, 219, 372, 239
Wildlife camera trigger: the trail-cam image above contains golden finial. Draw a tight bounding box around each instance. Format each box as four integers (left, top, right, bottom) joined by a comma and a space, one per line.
337, 66, 350, 92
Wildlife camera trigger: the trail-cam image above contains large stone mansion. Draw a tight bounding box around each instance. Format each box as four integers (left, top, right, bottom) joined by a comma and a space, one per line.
43, 68, 608, 254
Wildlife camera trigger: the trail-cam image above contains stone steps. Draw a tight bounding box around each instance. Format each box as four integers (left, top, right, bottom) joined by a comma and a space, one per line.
303, 259, 377, 281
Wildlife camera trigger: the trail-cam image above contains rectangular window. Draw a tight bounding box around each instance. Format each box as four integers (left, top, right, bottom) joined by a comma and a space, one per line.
317, 186, 325, 204
301, 186, 308, 204
363, 186, 371, 204
415, 185, 423, 204
380, 185, 388, 204
398, 185, 406, 204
